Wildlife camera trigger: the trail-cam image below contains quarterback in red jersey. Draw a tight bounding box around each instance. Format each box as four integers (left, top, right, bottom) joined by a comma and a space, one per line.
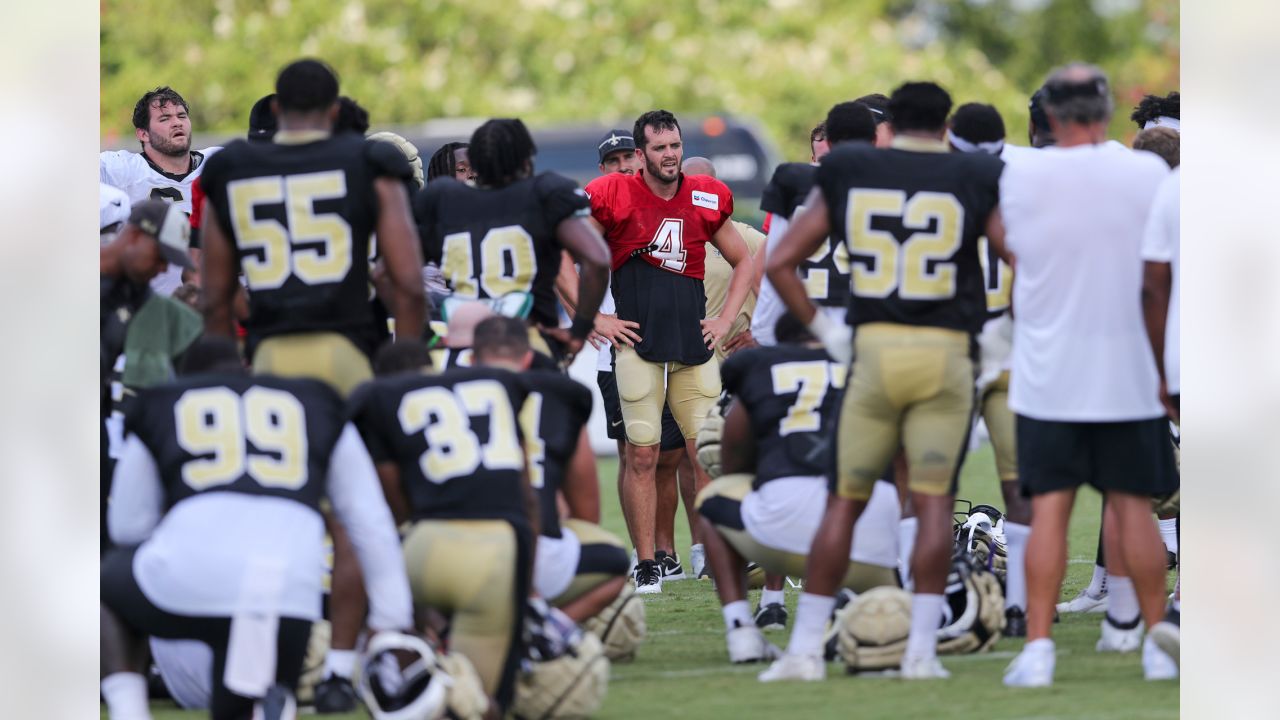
584, 109, 754, 593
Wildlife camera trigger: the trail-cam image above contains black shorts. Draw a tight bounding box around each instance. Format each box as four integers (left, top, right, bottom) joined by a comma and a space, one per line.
1016, 415, 1178, 498
101, 547, 313, 719
597, 370, 685, 451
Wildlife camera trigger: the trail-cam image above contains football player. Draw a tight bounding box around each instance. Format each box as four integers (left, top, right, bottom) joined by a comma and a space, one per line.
414, 117, 611, 366
198, 58, 427, 397
760, 82, 1004, 681
351, 316, 536, 713
428, 300, 560, 372
427, 141, 476, 184
101, 86, 220, 295
100, 336, 412, 720
585, 109, 754, 593
697, 313, 900, 663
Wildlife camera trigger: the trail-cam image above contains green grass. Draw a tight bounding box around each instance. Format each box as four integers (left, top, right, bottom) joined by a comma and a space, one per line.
130, 443, 1178, 719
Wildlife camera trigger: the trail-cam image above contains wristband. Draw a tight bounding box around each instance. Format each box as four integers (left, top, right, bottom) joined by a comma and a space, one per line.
569, 314, 594, 340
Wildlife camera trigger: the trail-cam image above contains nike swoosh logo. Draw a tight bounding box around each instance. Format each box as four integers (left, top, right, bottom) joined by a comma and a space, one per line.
610, 420, 624, 428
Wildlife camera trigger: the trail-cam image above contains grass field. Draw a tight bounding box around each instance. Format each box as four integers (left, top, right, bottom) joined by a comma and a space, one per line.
131, 443, 1179, 719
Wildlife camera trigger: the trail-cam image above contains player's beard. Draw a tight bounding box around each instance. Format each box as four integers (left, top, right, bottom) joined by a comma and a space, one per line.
646, 155, 680, 184
149, 130, 191, 157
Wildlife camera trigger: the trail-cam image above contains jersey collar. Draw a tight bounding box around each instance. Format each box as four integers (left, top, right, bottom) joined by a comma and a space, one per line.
635, 167, 684, 201
142, 149, 204, 181
890, 136, 950, 154
274, 129, 331, 145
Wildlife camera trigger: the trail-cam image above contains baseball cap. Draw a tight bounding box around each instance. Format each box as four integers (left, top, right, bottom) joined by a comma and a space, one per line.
247, 94, 278, 142
129, 200, 194, 269
596, 129, 636, 162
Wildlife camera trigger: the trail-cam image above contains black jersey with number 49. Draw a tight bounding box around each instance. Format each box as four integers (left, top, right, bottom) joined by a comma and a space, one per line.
760, 162, 850, 308
352, 366, 529, 524
414, 173, 590, 329
816, 142, 1003, 334
518, 371, 593, 539
200, 134, 413, 357
721, 345, 847, 488
125, 374, 348, 513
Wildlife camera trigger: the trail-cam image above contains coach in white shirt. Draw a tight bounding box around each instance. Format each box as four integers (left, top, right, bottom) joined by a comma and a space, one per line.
987, 64, 1178, 688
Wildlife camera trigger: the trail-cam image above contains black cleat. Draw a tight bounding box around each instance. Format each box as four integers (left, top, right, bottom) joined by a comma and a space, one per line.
1166, 549, 1178, 570
1004, 606, 1027, 637
312, 674, 358, 714
656, 550, 686, 581
754, 602, 788, 631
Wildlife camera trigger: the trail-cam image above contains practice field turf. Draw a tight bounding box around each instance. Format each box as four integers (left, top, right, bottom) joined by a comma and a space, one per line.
129, 443, 1179, 719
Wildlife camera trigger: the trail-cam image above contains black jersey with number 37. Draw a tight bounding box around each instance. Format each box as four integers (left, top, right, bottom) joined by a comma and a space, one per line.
518, 371, 593, 539
760, 162, 850, 309
721, 345, 847, 487
414, 173, 590, 329
816, 142, 1003, 334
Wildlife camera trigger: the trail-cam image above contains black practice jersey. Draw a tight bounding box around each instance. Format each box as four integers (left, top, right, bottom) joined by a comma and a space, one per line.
414, 172, 590, 329
200, 134, 413, 358
760, 162, 850, 308
816, 142, 1003, 334
124, 373, 347, 513
518, 371, 593, 539
352, 366, 529, 523
721, 345, 847, 487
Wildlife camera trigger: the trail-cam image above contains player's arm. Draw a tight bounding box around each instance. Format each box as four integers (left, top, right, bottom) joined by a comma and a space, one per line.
984, 206, 1014, 268
373, 461, 411, 526
719, 400, 757, 475
554, 250, 580, 315
107, 435, 165, 545
1141, 260, 1172, 394
751, 229, 768, 294
199, 196, 239, 337
562, 427, 601, 523
554, 216, 611, 355
704, 221, 753, 349
375, 177, 427, 341
327, 424, 414, 631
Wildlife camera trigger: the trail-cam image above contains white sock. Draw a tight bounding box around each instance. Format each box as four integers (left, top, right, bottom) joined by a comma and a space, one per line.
1158, 518, 1178, 555
324, 648, 357, 680
898, 518, 917, 589
905, 593, 944, 661
1108, 576, 1139, 624
761, 589, 785, 607
1004, 522, 1030, 611
1086, 564, 1108, 597
101, 672, 149, 720
786, 592, 835, 657
723, 600, 753, 631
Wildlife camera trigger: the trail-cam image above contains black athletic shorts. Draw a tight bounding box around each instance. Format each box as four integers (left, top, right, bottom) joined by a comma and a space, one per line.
597, 370, 685, 451
1016, 415, 1179, 498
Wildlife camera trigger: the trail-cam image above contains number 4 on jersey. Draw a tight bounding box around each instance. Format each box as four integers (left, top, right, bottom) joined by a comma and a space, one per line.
650, 218, 686, 272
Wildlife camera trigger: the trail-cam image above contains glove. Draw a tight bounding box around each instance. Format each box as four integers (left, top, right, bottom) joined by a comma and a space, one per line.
695, 411, 725, 479
808, 311, 853, 366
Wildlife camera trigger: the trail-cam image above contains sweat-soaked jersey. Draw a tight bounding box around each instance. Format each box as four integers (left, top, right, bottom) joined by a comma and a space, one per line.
200, 134, 413, 359
518, 371, 593, 539
414, 172, 590, 329
721, 345, 847, 488
760, 162, 851, 308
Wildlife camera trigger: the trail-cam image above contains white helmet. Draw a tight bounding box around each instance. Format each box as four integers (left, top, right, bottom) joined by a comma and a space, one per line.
360, 632, 450, 720
937, 554, 1007, 655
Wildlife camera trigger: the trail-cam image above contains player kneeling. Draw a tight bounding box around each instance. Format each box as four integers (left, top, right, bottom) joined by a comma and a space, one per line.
694, 314, 901, 664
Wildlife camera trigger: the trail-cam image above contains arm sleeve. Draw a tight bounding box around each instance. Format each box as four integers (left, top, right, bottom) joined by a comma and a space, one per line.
327, 424, 414, 631
108, 434, 166, 545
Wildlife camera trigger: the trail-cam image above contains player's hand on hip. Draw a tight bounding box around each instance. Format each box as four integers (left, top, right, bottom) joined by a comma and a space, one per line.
722, 329, 757, 354
595, 313, 642, 347
701, 315, 731, 349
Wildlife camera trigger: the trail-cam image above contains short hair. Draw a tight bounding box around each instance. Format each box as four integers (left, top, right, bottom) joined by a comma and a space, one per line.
469, 119, 537, 188
1130, 91, 1179, 131
855, 93, 892, 124
887, 82, 952, 133
275, 58, 340, 113
427, 142, 469, 181
1133, 127, 1180, 168
177, 336, 244, 376
810, 122, 827, 145
633, 110, 681, 149
1028, 87, 1052, 134
1041, 63, 1114, 126
472, 316, 531, 362
336, 96, 370, 135
132, 87, 189, 131
825, 102, 877, 145
774, 312, 815, 345
372, 339, 431, 376
949, 103, 1006, 144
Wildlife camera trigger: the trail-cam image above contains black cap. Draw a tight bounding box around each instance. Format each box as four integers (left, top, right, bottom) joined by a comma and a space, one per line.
248, 94, 278, 142
596, 129, 635, 162
129, 200, 194, 269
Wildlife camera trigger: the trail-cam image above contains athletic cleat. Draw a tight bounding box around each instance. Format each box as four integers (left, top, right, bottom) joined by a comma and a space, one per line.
690, 544, 707, 579
727, 622, 781, 664
1003, 642, 1055, 688
900, 656, 951, 680
1165, 550, 1178, 570
754, 602, 788, 631
1056, 588, 1108, 614
1149, 606, 1179, 666
1143, 635, 1178, 680
656, 550, 686, 581
1096, 615, 1143, 653
1004, 606, 1027, 638
758, 653, 825, 682
634, 559, 663, 594
312, 674, 358, 713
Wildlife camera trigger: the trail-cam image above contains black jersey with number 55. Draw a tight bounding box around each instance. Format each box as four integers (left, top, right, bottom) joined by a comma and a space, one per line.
518, 371, 593, 539
760, 162, 850, 309
721, 345, 847, 488
414, 173, 590, 329
200, 135, 413, 357
816, 141, 1003, 334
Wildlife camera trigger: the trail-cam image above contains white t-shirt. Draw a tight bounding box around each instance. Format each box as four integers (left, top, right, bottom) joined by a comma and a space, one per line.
1000, 142, 1170, 421
1141, 168, 1180, 395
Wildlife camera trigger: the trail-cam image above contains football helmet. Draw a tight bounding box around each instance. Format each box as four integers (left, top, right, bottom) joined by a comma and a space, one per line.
359, 632, 450, 720
834, 586, 913, 672
953, 500, 1008, 583
937, 553, 1006, 655
368, 131, 424, 190
694, 398, 729, 479
580, 584, 646, 662
514, 600, 609, 720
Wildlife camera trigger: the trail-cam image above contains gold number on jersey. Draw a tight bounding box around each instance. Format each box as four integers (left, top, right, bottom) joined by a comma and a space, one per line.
772, 361, 832, 436
650, 218, 687, 272
519, 393, 546, 489
846, 189, 965, 300
397, 379, 524, 483
976, 236, 1013, 314
174, 387, 308, 491
441, 226, 537, 298
227, 171, 354, 290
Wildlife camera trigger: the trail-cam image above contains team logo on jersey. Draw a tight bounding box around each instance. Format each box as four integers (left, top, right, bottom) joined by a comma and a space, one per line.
691, 190, 719, 211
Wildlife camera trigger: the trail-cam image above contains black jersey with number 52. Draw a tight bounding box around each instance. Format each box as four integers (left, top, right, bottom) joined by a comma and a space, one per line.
816, 142, 1003, 334
518, 371, 593, 539
760, 162, 851, 309
721, 345, 847, 488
